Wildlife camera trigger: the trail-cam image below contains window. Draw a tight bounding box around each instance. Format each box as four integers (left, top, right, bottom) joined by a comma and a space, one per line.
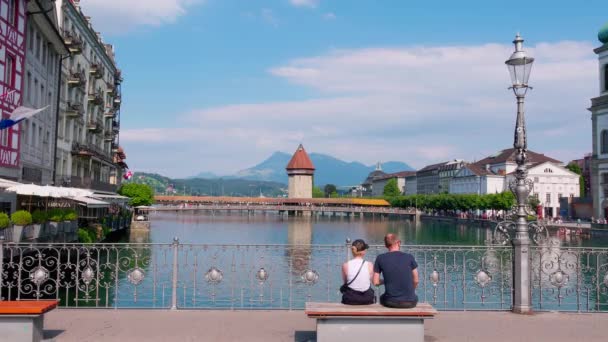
604, 64, 608, 92
546, 193, 551, 204
544, 168, 553, 173
31, 123, 36, 146
35, 33, 40, 60
4, 55, 15, 88
602, 130, 608, 154
7, 0, 17, 27
27, 23, 33, 51
558, 193, 563, 199
42, 44, 47, 66
33, 79, 38, 104
534, 177, 539, 182
26, 72, 31, 103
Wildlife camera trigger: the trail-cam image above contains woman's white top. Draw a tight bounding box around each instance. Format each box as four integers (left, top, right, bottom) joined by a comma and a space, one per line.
346, 258, 372, 292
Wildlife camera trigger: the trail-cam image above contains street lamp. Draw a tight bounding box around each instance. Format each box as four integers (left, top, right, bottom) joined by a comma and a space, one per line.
505, 33, 534, 314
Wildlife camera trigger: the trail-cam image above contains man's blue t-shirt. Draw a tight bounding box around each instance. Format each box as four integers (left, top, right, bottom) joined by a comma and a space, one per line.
374, 251, 418, 302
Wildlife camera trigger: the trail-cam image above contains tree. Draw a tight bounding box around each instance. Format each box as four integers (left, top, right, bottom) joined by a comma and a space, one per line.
118, 183, 155, 207
566, 162, 585, 197
324, 184, 337, 197
312, 186, 324, 198
383, 178, 401, 198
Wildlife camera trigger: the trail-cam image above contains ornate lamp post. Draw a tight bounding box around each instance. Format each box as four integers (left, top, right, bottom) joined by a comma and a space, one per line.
505, 33, 534, 314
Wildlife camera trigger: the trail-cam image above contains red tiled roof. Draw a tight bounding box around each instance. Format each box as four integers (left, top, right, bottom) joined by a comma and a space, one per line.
474, 148, 561, 167
374, 171, 416, 181
286, 144, 315, 170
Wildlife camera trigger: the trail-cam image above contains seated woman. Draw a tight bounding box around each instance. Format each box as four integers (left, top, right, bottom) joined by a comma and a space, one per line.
341, 239, 375, 305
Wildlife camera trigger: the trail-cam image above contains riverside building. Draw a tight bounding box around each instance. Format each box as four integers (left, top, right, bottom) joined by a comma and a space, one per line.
21, 0, 68, 185
0, 0, 27, 182
54, 0, 125, 192
590, 22, 608, 219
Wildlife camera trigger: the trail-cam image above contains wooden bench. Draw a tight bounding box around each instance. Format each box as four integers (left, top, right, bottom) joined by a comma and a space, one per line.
0, 301, 59, 342
306, 302, 437, 342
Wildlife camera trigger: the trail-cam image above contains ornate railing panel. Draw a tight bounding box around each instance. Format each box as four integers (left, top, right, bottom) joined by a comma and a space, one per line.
530, 243, 608, 312
1, 240, 513, 310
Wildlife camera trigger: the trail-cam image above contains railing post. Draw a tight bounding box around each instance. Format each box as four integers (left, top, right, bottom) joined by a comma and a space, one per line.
171, 237, 179, 310
345, 238, 351, 262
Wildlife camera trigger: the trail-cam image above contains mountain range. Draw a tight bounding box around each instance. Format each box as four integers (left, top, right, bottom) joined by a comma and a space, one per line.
193, 151, 413, 187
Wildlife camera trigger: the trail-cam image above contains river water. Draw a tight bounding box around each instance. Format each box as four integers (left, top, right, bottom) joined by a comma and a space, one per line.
144, 211, 608, 247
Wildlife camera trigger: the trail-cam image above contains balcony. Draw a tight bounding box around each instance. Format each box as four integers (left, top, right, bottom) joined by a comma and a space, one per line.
103, 108, 116, 119
89, 63, 103, 79
71, 142, 113, 165
67, 70, 86, 89
87, 92, 103, 106
86, 119, 103, 133
104, 131, 116, 142
69, 175, 117, 193
111, 143, 119, 153
63, 30, 82, 54
105, 84, 115, 96
111, 120, 120, 133
65, 102, 83, 119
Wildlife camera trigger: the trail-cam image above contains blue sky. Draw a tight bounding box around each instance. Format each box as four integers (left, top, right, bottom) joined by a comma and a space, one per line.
81, 0, 608, 178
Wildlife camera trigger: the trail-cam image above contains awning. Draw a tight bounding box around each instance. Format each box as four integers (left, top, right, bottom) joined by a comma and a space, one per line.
0, 178, 21, 189
5, 184, 93, 198
90, 193, 130, 204
72, 196, 110, 208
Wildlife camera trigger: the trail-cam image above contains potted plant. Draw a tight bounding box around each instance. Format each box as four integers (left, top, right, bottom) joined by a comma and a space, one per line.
10, 210, 32, 243
0, 212, 10, 239
47, 208, 64, 235
63, 209, 78, 233
29, 210, 47, 239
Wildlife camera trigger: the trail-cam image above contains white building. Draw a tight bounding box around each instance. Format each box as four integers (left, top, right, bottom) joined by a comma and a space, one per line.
21, 0, 68, 185
455, 148, 579, 218
450, 163, 505, 195
54, 0, 125, 192
590, 22, 608, 219
371, 171, 414, 197
508, 161, 580, 218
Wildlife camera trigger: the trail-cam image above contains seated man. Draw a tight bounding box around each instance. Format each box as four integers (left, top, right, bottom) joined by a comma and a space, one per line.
373, 233, 419, 308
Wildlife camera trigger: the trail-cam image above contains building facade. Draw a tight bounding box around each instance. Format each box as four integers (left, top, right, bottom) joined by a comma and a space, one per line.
590, 22, 608, 219
371, 171, 414, 197
450, 163, 505, 195
361, 162, 386, 197
286, 144, 315, 198
404, 174, 417, 195
438, 160, 465, 193
0, 0, 27, 182
416, 162, 446, 194
54, 0, 124, 192
20, 0, 68, 185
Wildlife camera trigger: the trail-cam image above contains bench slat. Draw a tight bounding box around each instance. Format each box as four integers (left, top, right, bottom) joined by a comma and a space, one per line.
0, 301, 59, 315
306, 302, 436, 317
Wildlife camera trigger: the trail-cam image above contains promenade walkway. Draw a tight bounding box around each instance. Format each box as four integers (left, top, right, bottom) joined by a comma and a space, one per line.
44, 309, 607, 341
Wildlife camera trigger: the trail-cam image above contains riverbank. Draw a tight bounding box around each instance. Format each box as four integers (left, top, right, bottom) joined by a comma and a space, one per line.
44, 309, 608, 341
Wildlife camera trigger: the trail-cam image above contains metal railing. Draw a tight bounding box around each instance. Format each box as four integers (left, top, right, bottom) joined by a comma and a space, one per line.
530, 242, 608, 312
0, 240, 513, 310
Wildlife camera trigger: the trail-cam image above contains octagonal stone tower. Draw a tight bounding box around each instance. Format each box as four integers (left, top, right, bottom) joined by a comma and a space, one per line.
286, 144, 315, 198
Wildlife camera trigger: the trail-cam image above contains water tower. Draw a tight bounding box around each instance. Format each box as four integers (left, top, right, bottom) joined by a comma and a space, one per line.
286, 144, 315, 198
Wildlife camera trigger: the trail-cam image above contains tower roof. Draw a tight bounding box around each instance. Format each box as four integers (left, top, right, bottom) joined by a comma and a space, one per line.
286, 144, 315, 170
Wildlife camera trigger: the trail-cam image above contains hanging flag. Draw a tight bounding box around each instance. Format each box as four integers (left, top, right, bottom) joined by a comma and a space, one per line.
123, 170, 133, 180
0, 105, 50, 130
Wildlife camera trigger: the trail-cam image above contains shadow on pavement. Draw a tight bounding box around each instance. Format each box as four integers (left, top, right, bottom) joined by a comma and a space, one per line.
295, 330, 316, 342
44, 329, 64, 340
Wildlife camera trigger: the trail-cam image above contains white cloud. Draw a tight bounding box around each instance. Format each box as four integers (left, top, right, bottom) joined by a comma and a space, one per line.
78, 0, 201, 34
289, 0, 318, 8
123, 41, 596, 177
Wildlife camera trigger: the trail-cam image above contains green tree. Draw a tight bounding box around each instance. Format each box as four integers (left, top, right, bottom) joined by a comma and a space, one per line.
118, 183, 155, 206
566, 162, 585, 197
324, 184, 337, 197
383, 179, 401, 198
312, 186, 324, 198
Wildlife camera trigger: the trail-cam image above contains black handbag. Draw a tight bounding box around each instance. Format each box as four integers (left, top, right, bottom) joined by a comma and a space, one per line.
340, 260, 365, 293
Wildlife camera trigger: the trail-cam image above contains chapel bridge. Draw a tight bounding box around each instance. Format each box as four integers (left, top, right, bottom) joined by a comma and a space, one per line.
150, 196, 416, 217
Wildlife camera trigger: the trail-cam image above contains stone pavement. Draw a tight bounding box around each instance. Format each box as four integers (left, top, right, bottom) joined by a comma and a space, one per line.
43, 309, 608, 342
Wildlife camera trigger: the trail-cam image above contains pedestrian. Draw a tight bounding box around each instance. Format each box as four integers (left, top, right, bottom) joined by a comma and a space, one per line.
340, 239, 375, 305
373, 234, 419, 308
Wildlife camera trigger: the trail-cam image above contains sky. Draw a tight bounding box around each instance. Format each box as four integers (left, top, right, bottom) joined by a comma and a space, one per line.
79, 0, 608, 178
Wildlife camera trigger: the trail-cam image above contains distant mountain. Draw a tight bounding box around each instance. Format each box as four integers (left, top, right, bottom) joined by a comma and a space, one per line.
233, 152, 413, 187
128, 172, 287, 197
188, 171, 219, 179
